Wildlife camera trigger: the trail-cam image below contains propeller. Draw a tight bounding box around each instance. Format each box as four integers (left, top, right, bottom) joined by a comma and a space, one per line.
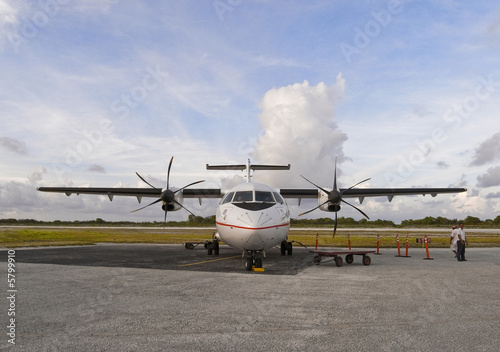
299, 157, 370, 237
131, 156, 204, 224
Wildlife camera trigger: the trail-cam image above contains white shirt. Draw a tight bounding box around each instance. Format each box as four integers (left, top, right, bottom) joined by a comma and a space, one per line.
457, 228, 466, 241
450, 229, 460, 244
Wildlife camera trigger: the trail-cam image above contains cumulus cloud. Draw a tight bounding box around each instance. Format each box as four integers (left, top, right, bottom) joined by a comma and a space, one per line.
477, 165, 500, 187
252, 75, 347, 188
0, 0, 18, 25
448, 191, 490, 219
0, 136, 27, 155
469, 132, 500, 166
0, 0, 30, 51
28, 166, 47, 185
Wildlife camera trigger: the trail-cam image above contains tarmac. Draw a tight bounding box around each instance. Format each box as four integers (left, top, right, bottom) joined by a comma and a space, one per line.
1, 244, 499, 351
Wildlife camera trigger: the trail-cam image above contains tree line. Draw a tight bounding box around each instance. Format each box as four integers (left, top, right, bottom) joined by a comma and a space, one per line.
1, 215, 499, 227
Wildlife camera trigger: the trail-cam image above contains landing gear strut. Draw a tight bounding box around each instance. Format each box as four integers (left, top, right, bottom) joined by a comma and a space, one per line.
244, 250, 264, 271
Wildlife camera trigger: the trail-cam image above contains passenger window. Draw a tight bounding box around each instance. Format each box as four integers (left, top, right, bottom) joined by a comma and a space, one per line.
255, 191, 275, 203
233, 191, 253, 202
221, 192, 234, 204
273, 192, 285, 204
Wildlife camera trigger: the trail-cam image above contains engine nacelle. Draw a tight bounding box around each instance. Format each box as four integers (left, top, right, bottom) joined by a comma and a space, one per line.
318, 189, 341, 212
161, 189, 184, 212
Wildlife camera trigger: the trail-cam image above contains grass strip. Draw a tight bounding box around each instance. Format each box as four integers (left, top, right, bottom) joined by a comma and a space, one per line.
1, 228, 499, 248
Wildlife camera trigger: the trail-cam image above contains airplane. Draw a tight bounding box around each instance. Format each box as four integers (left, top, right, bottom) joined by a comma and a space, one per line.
37, 157, 467, 270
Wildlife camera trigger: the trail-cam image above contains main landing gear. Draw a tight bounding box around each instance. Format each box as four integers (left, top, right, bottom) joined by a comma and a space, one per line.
280, 240, 293, 256
206, 239, 220, 256
244, 250, 264, 271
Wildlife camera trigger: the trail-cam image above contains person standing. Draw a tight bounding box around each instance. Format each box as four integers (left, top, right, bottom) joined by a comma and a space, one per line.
450, 225, 459, 257
456, 222, 468, 261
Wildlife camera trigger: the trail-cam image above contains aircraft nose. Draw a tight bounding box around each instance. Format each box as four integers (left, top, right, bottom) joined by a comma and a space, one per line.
244, 231, 264, 250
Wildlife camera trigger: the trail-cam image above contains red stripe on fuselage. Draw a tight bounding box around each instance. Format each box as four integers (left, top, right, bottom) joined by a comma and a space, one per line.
216, 222, 290, 231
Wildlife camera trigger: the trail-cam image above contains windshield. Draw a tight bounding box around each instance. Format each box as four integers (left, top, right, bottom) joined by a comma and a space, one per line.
255, 191, 275, 202
220, 192, 234, 204
233, 191, 253, 202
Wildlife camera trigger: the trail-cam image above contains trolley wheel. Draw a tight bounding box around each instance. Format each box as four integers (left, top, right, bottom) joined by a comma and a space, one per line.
345, 254, 354, 264
362, 255, 371, 266
313, 255, 321, 265
335, 256, 343, 267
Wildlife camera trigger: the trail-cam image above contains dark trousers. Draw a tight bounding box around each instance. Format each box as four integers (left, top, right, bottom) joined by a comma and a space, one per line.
457, 241, 466, 261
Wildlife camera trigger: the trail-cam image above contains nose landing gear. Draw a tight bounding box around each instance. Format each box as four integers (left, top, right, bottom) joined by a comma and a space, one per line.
244, 250, 264, 271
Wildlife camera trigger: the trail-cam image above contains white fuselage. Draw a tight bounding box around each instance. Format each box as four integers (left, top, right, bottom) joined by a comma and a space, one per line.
215, 182, 290, 251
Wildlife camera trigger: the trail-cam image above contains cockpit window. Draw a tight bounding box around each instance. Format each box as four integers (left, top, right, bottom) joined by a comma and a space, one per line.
255, 191, 275, 203
273, 192, 285, 204
233, 191, 253, 202
221, 192, 234, 204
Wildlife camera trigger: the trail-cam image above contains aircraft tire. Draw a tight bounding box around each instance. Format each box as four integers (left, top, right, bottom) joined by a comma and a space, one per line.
280, 241, 287, 256
255, 258, 262, 268
287, 242, 293, 256
245, 258, 253, 271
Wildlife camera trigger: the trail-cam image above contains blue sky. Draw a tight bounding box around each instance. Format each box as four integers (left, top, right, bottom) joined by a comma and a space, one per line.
1, 0, 499, 223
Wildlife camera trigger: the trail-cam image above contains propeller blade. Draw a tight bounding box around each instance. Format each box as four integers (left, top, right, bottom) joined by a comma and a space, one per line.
342, 199, 370, 219
298, 200, 330, 217
333, 210, 338, 238
340, 178, 371, 195
173, 199, 197, 217
333, 156, 338, 191
173, 179, 205, 194
300, 175, 331, 195
166, 156, 174, 189
164, 207, 168, 225
131, 198, 162, 213
136, 172, 160, 191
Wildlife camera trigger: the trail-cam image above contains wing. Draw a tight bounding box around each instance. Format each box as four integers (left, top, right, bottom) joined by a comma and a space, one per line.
37, 187, 162, 202
279, 187, 467, 202
37, 187, 223, 201
340, 187, 467, 203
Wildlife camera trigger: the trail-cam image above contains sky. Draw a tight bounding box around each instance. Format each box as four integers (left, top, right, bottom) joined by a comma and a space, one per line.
1, 0, 499, 223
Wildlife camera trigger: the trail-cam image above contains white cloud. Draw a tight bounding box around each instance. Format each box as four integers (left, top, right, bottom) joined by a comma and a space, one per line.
252, 75, 347, 188
0, 0, 22, 49
27, 166, 47, 185
448, 191, 491, 219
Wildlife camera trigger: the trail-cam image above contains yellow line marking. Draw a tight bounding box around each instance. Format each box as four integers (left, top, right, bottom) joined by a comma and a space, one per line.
178, 255, 241, 267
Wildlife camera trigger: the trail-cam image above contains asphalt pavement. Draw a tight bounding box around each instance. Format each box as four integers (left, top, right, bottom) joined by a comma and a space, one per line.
1, 244, 499, 351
